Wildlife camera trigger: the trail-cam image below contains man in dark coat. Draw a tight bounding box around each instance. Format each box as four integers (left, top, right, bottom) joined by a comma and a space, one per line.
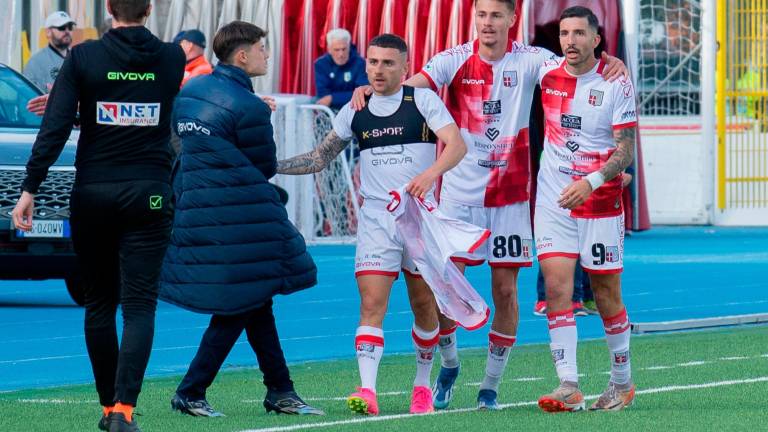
160, 21, 323, 417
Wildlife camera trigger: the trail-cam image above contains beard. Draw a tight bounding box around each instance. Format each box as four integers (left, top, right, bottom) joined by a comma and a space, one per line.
51, 35, 72, 50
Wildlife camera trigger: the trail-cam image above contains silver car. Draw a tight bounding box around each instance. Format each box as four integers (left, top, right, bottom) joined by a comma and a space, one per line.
0, 63, 82, 305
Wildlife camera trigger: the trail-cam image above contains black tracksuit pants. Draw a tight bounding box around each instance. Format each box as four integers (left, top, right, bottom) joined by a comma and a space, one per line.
70, 180, 173, 407
176, 299, 294, 400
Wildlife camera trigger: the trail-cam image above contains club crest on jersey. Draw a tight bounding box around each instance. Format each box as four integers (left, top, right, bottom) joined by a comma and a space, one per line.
588, 89, 604, 106
483, 100, 502, 115
485, 128, 500, 141
561, 114, 582, 130
97, 102, 160, 126
344, 71, 352, 82
503, 70, 518, 87
605, 246, 620, 263
566, 141, 580, 152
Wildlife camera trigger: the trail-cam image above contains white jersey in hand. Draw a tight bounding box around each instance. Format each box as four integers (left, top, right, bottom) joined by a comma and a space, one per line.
387, 186, 491, 330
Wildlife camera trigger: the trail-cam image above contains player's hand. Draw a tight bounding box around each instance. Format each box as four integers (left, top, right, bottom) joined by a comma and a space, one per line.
351, 85, 373, 111
12, 192, 35, 232
261, 96, 277, 112
621, 172, 633, 187
601, 51, 629, 82
558, 179, 592, 210
27, 94, 49, 116
406, 170, 438, 200
316, 95, 332, 106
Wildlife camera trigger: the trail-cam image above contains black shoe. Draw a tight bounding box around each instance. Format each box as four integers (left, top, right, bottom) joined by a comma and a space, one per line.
108, 413, 140, 432
171, 393, 224, 417
263, 390, 325, 415
97, 415, 110, 431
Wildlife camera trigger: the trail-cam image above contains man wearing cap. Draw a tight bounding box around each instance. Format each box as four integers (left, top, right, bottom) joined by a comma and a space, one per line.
179, 29, 212, 87
24, 11, 76, 92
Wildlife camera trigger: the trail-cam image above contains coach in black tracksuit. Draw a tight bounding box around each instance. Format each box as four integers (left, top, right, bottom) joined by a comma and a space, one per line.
12, 2, 184, 431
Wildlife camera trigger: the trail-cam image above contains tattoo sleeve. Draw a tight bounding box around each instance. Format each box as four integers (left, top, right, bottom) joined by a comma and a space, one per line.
276, 131, 350, 175
599, 127, 636, 181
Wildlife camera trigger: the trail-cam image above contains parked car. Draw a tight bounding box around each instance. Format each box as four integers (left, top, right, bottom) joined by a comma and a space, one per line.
0, 63, 82, 305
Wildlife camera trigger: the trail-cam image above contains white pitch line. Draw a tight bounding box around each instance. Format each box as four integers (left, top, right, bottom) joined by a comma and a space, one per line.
239, 377, 768, 432
247, 379, 544, 403
720, 356, 749, 361
678, 361, 710, 367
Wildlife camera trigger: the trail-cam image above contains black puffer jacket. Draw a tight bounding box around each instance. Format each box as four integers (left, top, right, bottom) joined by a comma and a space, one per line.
159, 64, 317, 315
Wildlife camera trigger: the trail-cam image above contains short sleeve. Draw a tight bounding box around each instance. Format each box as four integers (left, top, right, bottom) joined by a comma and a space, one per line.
419, 45, 470, 90
611, 76, 638, 129
331, 103, 356, 140
414, 88, 455, 132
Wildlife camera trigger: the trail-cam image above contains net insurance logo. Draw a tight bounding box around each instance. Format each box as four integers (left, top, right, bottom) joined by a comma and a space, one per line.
97, 102, 161, 127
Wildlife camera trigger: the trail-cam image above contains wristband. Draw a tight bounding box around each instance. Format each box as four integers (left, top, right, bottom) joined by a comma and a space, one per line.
585, 171, 605, 190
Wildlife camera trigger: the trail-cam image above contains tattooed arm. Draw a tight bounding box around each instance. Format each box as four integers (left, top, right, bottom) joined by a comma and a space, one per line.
276, 131, 351, 175
557, 127, 636, 210
599, 127, 636, 181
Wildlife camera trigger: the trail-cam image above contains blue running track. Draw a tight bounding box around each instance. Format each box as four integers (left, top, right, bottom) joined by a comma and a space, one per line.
1, 226, 766, 391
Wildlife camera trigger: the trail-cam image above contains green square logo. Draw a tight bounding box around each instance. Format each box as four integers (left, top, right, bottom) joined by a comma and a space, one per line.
149, 195, 163, 210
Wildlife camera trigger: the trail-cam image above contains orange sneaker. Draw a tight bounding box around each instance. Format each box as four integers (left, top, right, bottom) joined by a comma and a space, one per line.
409, 386, 434, 414
538, 381, 585, 412
589, 382, 636, 411
347, 387, 379, 415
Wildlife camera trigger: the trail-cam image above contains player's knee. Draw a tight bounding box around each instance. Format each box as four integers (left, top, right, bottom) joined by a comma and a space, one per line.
360, 297, 387, 322
492, 283, 518, 306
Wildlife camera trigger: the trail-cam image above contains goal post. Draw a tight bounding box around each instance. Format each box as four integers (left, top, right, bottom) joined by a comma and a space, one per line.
272, 96, 360, 244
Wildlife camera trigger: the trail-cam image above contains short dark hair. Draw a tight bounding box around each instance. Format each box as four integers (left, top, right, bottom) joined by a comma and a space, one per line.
368, 33, 408, 54
109, 0, 150, 23
560, 6, 599, 32
213, 21, 267, 63
474, 0, 516, 12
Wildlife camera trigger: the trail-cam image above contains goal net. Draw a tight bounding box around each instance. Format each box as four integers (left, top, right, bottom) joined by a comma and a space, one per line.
272, 97, 359, 244
636, 0, 711, 224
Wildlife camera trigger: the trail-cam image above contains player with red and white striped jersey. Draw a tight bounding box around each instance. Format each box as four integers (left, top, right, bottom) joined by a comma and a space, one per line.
352, 0, 628, 411
534, 6, 637, 413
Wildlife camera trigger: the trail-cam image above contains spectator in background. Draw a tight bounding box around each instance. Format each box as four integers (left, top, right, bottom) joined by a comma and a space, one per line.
314, 28, 367, 110
24, 11, 76, 92
179, 29, 213, 87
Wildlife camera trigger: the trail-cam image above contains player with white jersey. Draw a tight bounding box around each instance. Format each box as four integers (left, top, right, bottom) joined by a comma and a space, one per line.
352, 0, 628, 410
534, 7, 637, 413
277, 34, 467, 416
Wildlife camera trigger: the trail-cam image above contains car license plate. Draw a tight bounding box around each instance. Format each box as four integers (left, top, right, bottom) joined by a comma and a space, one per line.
13, 220, 71, 239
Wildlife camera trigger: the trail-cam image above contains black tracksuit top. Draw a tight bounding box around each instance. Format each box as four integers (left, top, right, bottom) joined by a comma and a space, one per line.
22, 26, 185, 194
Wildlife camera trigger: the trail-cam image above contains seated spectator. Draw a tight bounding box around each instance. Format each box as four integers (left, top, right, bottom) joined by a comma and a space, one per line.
313, 28, 367, 110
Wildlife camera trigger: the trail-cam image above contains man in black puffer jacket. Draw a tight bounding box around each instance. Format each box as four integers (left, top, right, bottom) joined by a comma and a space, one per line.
160, 21, 322, 417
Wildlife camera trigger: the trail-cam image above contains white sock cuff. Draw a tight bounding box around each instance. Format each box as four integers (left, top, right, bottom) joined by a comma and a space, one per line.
356, 325, 384, 337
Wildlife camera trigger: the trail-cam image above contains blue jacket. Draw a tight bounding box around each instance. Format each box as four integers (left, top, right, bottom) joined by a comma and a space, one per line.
314, 46, 368, 109
160, 64, 317, 315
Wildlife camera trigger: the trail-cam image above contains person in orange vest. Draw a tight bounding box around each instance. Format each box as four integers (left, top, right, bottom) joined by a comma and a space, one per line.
178, 29, 212, 87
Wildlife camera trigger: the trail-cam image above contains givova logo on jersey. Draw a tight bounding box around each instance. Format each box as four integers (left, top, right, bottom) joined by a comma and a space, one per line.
97, 102, 160, 126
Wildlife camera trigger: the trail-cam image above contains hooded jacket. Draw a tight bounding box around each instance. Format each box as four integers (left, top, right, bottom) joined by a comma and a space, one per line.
159, 64, 317, 315
23, 26, 185, 193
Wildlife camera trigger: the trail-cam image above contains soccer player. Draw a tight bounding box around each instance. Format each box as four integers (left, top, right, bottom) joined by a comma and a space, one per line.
534, 6, 637, 412
277, 34, 467, 415
353, 0, 627, 410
